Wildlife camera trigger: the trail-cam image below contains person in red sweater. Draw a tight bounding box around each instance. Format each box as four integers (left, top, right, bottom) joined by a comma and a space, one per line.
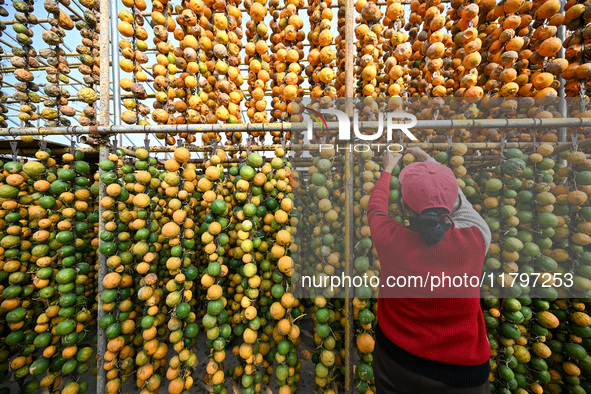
367, 147, 492, 393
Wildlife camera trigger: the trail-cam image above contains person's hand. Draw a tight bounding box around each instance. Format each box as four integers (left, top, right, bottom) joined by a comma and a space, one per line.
383, 151, 402, 173
406, 147, 430, 162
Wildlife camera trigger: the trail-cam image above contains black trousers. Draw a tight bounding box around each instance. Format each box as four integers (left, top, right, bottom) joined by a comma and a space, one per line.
374, 342, 492, 394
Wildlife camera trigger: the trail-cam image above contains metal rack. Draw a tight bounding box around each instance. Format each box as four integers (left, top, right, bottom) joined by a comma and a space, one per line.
1, 128, 574, 394
0, 0, 585, 393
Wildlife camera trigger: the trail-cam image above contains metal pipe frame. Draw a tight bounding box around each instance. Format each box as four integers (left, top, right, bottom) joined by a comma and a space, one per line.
135, 0, 439, 14
0, 63, 83, 72
2, 138, 584, 154
1, 117, 590, 136
0, 1, 587, 393
52, 139, 588, 156
344, 0, 356, 390
97, 0, 111, 393
557, 0, 568, 143
0, 142, 570, 156
110, 0, 122, 146
0, 52, 81, 57
96, 143, 108, 394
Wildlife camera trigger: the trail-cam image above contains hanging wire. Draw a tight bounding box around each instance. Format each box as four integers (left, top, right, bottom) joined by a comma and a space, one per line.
9, 138, 17, 161
572, 133, 579, 152
581, 40, 587, 113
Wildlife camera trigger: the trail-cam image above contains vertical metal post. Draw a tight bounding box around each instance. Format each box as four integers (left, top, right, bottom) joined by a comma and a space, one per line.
111, 0, 122, 143
557, 0, 567, 143
96, 144, 108, 394
345, 0, 355, 100
100, 0, 110, 128
344, 0, 356, 390
344, 146, 355, 393
97, 1, 110, 393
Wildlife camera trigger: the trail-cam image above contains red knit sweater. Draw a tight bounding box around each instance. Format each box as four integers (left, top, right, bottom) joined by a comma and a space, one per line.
368, 170, 491, 383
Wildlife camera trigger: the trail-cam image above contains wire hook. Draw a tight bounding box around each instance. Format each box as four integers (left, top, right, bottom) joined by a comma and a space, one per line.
9, 139, 18, 162
112, 136, 118, 155
246, 136, 252, 157
572, 133, 579, 152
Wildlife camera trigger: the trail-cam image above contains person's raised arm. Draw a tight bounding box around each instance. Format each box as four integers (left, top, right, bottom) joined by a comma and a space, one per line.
367, 152, 402, 238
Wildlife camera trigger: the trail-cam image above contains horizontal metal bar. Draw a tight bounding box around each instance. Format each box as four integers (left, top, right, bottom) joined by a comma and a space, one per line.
0, 37, 16, 48
63, 3, 85, 21
0, 52, 81, 58
0, 117, 590, 136
1, 18, 51, 25
0, 64, 83, 73
1, 12, 83, 25
5, 96, 95, 104
100, 144, 290, 152
32, 138, 590, 158
136, 0, 433, 15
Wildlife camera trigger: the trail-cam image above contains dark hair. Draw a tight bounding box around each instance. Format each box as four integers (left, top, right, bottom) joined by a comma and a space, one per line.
398, 193, 458, 246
